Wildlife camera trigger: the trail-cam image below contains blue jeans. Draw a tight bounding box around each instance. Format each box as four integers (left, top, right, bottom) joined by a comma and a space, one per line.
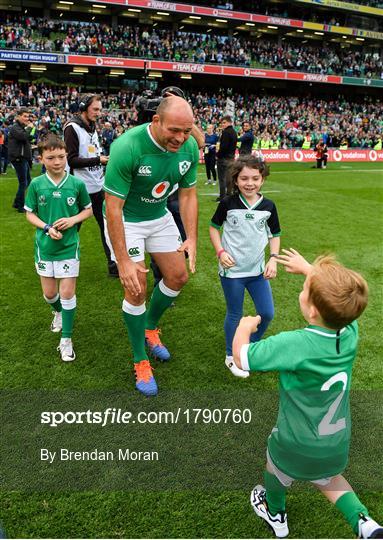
220, 274, 274, 356
12, 159, 31, 209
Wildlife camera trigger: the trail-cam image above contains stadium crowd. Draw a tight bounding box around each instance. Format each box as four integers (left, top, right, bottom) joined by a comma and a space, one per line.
192, 0, 383, 10
1, 16, 382, 79
1, 83, 382, 151
179, 0, 382, 28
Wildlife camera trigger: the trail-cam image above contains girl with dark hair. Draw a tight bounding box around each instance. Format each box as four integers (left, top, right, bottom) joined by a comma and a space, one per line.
209, 155, 281, 377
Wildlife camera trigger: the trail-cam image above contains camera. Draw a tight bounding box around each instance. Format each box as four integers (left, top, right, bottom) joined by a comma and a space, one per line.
135, 90, 161, 114
135, 86, 186, 125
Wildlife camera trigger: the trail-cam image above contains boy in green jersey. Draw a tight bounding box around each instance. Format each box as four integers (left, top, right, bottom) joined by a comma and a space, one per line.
233, 248, 382, 539
24, 134, 92, 362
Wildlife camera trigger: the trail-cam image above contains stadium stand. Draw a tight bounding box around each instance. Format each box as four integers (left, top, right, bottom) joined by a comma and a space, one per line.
1, 16, 382, 78
0, 0, 381, 154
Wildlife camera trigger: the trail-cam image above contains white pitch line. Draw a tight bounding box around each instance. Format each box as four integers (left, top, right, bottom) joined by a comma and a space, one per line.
198, 190, 281, 196
198, 169, 382, 176
271, 169, 383, 174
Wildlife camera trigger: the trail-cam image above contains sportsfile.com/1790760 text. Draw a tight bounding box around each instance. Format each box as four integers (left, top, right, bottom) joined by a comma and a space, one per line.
40, 408, 252, 427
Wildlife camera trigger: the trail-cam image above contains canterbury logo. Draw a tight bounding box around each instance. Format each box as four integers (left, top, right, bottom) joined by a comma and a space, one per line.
128, 247, 140, 256
245, 213, 254, 219
138, 165, 152, 176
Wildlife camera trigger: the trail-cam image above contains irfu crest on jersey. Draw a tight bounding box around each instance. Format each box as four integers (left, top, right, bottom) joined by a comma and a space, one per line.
67, 197, 76, 206
256, 217, 267, 231
179, 161, 191, 175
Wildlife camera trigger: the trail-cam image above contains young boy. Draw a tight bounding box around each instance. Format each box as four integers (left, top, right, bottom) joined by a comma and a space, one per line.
232, 248, 382, 539
24, 134, 92, 362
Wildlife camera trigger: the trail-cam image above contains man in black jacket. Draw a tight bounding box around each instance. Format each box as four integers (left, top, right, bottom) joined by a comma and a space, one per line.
64, 94, 118, 277
9, 109, 33, 212
216, 115, 237, 201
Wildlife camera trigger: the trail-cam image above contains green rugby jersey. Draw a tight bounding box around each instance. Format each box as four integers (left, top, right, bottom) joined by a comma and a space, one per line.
104, 123, 199, 222
25, 172, 91, 262
241, 321, 359, 480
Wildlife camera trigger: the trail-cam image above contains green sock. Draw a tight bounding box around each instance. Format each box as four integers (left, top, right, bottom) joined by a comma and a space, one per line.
61, 296, 76, 339
44, 293, 62, 312
146, 280, 179, 330
335, 492, 369, 535
122, 301, 148, 363
264, 470, 287, 515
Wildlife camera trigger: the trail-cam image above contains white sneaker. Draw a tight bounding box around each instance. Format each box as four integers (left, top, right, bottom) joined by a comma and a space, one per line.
212, 182, 217, 186
50, 311, 62, 333
57, 338, 76, 362
225, 355, 249, 378
250, 485, 289, 538
358, 515, 383, 538
205, 180, 211, 185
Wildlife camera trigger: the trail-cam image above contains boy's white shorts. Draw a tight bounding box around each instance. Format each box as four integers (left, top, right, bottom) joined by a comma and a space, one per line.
104, 212, 182, 263
35, 259, 79, 278
267, 449, 333, 487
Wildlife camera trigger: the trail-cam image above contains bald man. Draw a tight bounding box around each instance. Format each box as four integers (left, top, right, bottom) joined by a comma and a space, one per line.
104, 97, 199, 396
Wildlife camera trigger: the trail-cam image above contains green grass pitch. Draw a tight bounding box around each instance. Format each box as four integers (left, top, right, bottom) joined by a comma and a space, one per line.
0, 161, 382, 538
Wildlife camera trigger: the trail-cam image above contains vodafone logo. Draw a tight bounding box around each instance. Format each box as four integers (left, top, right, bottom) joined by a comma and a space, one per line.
96, 57, 104, 66
151, 181, 170, 199
293, 150, 303, 162
244, 68, 250, 77
369, 150, 378, 161
333, 150, 342, 162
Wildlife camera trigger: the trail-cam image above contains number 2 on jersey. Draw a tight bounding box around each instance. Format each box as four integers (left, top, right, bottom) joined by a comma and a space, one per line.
318, 372, 348, 436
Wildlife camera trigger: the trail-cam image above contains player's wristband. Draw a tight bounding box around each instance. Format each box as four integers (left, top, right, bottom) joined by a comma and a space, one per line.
217, 248, 225, 258
43, 224, 53, 235
269, 253, 279, 259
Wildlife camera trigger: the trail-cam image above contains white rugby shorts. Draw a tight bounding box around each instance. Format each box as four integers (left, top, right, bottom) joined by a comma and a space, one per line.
104, 212, 182, 263
35, 258, 79, 278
